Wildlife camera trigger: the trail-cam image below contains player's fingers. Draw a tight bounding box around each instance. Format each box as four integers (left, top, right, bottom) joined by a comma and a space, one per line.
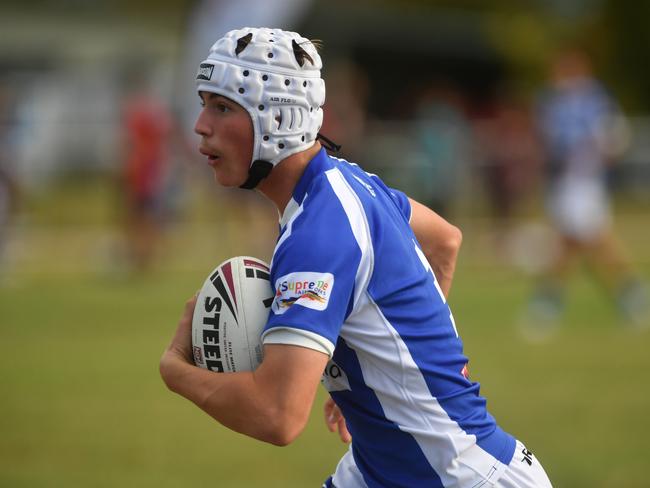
177, 296, 198, 330
324, 396, 335, 414
167, 296, 198, 359
325, 413, 337, 432
184, 295, 198, 317
324, 397, 338, 432
337, 417, 352, 444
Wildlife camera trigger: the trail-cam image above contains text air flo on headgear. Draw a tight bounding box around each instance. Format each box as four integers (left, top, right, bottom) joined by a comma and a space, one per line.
196, 27, 326, 189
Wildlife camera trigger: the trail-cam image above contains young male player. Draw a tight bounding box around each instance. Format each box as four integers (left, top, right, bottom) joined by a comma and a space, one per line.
160, 27, 553, 487
527, 47, 648, 332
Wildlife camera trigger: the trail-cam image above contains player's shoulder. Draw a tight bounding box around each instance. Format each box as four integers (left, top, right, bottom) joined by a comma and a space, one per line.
287, 150, 395, 230
318, 155, 385, 202
273, 158, 365, 263
298, 154, 367, 209
272, 206, 362, 281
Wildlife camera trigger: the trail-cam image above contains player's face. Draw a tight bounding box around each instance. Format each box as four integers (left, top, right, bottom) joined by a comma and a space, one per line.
195, 92, 253, 187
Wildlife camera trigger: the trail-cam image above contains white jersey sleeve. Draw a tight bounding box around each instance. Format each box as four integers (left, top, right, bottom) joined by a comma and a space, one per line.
262, 327, 333, 356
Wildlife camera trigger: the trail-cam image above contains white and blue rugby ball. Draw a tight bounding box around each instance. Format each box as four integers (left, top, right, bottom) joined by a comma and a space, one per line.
191, 256, 274, 373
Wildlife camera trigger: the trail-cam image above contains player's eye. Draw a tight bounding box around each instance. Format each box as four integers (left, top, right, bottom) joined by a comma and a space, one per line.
216, 102, 231, 113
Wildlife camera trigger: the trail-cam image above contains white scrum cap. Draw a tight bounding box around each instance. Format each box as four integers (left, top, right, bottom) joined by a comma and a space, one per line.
196, 27, 326, 188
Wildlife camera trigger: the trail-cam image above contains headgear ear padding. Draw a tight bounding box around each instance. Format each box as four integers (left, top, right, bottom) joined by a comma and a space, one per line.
196, 27, 325, 170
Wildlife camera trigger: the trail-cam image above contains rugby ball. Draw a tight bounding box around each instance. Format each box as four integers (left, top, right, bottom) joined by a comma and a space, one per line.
191, 256, 274, 373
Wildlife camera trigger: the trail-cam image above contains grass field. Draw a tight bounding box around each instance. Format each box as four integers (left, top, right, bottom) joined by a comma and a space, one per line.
1, 178, 649, 487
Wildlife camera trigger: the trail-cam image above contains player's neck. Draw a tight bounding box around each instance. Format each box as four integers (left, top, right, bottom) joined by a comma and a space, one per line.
256, 141, 321, 214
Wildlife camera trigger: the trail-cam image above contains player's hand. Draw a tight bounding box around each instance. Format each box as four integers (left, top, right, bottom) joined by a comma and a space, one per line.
324, 396, 351, 444
160, 296, 197, 372
160, 296, 198, 392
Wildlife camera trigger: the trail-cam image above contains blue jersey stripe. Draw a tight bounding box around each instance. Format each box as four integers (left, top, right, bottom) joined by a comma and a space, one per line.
344, 159, 515, 463
331, 339, 445, 488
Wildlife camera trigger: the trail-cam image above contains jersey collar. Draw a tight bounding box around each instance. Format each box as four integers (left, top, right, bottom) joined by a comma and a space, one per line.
279, 147, 332, 228
292, 147, 332, 204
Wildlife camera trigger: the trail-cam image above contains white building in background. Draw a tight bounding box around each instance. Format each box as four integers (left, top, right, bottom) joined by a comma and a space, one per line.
0, 0, 647, 198
0, 6, 182, 187
0, 0, 314, 188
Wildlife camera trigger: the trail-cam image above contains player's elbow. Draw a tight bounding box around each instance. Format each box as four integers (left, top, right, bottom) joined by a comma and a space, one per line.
443, 224, 463, 255
265, 428, 300, 447
261, 425, 302, 447
260, 406, 309, 446
423, 222, 462, 260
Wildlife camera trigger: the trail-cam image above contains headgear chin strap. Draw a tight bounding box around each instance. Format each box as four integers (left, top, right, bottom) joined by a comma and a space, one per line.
239, 160, 274, 190
196, 27, 327, 189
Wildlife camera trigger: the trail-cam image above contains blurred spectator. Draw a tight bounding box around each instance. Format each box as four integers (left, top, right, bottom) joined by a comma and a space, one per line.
525, 47, 648, 334
411, 80, 472, 216
0, 164, 18, 275
473, 89, 544, 256
119, 72, 175, 273
0, 83, 19, 277
321, 59, 369, 162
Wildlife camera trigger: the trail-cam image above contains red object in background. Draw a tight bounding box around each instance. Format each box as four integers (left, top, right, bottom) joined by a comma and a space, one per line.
123, 95, 172, 204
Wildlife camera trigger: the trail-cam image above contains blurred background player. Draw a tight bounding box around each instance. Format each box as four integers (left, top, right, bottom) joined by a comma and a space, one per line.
472, 87, 544, 259
0, 82, 19, 280
119, 70, 174, 274
411, 79, 472, 218
526, 47, 648, 333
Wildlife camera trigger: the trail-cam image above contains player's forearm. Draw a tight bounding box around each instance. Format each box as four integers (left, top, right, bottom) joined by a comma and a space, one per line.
160, 354, 304, 445
422, 227, 462, 298
408, 198, 462, 298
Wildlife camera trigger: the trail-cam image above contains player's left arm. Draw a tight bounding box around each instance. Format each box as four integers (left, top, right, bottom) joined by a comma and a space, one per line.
408, 197, 462, 298
324, 395, 351, 443
160, 297, 329, 446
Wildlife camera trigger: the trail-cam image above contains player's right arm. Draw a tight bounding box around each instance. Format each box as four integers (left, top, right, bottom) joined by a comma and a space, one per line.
408, 198, 462, 298
159, 297, 329, 446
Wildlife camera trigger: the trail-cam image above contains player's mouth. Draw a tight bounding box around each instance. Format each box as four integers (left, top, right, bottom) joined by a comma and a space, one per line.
199, 147, 221, 166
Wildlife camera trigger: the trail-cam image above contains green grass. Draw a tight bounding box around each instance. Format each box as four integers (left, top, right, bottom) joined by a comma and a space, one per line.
1, 179, 649, 487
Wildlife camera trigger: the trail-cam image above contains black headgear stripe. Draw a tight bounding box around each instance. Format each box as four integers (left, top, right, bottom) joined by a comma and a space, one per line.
239, 160, 274, 189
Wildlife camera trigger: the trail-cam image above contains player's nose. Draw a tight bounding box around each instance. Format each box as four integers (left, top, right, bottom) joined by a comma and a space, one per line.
194, 109, 212, 137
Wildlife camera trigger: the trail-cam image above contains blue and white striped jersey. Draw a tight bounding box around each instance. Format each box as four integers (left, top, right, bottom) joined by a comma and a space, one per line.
263, 148, 516, 487
537, 78, 617, 181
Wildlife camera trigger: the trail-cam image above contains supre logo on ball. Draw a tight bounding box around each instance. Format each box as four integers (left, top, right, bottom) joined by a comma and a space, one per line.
272, 272, 334, 314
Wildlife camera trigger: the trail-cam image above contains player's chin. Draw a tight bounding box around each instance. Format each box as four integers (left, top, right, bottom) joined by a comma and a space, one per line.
212, 168, 246, 188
